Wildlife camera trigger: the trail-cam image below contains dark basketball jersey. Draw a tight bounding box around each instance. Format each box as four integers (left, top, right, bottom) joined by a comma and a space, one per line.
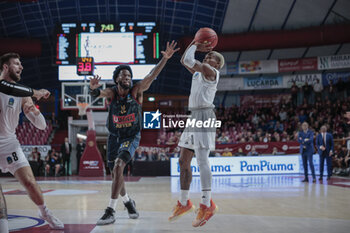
107, 86, 142, 139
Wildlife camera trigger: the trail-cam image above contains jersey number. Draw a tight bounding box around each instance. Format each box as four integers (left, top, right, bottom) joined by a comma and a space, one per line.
12, 152, 18, 161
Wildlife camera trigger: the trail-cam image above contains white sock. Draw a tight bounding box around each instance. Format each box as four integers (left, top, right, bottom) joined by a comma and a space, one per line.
121, 194, 130, 203
108, 199, 118, 210
38, 204, 47, 216
180, 190, 189, 206
201, 190, 211, 207
0, 219, 9, 233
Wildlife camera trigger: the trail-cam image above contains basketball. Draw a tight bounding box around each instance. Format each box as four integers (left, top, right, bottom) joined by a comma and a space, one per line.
194, 27, 218, 48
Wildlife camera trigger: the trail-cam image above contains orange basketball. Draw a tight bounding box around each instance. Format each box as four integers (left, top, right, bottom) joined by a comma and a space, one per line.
194, 27, 218, 48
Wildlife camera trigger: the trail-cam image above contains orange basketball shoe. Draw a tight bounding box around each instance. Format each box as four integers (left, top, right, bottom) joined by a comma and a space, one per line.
168, 200, 195, 222
192, 199, 218, 227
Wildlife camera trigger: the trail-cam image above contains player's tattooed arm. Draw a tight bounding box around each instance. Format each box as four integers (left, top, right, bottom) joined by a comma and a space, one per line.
136, 40, 179, 93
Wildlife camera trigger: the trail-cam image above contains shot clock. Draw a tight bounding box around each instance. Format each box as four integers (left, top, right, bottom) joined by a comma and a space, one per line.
77, 57, 94, 76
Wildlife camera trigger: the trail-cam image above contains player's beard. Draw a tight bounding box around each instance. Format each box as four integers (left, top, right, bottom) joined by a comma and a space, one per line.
118, 80, 131, 90
9, 69, 21, 82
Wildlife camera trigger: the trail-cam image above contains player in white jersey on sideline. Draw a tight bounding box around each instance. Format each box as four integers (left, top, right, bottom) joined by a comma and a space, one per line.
168, 41, 224, 227
0, 53, 64, 232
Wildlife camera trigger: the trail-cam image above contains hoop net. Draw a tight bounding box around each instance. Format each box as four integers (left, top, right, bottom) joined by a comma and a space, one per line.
77, 102, 89, 116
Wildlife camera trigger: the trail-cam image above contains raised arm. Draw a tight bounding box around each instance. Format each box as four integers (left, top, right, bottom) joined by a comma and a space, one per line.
0, 79, 50, 100
181, 40, 216, 81
135, 41, 179, 93
89, 75, 114, 99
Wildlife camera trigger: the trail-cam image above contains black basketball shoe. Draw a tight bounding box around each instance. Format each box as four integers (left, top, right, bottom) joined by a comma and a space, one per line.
124, 199, 139, 219
96, 207, 116, 225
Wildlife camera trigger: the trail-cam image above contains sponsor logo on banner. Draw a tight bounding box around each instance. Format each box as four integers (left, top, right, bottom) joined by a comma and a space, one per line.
278, 58, 317, 72
170, 156, 300, 176
244, 76, 283, 90
318, 54, 350, 70
239, 60, 278, 74
283, 73, 322, 88
322, 72, 350, 86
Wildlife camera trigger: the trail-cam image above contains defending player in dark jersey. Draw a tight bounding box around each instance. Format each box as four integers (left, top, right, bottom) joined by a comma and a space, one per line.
89, 41, 179, 225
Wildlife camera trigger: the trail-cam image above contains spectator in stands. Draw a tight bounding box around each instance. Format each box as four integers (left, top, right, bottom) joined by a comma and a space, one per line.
247, 146, 259, 156
279, 108, 287, 122
302, 82, 312, 104
313, 79, 323, 102
274, 121, 284, 134
290, 81, 298, 106
158, 148, 169, 161
272, 147, 278, 155
221, 148, 232, 157
235, 148, 246, 156
45, 150, 62, 177
28, 147, 43, 176
217, 131, 229, 144
76, 138, 85, 174
171, 147, 181, 158
60, 137, 72, 176
298, 110, 307, 123
134, 148, 147, 161
28, 147, 41, 162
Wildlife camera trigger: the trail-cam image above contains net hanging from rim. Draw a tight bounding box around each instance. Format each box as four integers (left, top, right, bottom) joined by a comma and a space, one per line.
77, 102, 89, 116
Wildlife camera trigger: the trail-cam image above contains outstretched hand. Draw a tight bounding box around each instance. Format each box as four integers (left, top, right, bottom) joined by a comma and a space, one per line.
161, 40, 180, 59
89, 75, 102, 90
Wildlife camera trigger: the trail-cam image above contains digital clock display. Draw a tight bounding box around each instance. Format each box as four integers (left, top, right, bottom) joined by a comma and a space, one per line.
76, 57, 94, 76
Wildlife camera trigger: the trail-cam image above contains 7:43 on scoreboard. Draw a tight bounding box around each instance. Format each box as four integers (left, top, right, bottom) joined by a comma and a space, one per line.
77, 57, 94, 76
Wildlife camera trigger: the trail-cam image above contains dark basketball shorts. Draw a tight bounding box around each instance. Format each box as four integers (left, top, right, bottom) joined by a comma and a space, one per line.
107, 132, 141, 170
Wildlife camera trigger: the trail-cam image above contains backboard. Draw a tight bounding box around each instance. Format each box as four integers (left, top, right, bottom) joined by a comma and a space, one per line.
61, 82, 107, 110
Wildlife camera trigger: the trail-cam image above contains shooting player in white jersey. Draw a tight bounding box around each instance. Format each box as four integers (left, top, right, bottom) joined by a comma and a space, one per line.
0, 53, 64, 232
168, 41, 224, 227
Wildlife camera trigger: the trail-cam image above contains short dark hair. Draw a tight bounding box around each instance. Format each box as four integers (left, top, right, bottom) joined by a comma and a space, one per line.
113, 65, 133, 84
0, 53, 20, 71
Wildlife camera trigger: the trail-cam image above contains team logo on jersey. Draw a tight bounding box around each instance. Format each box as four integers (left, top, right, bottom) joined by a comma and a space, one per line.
7, 156, 13, 164
8, 98, 14, 107
143, 110, 161, 129
193, 72, 200, 79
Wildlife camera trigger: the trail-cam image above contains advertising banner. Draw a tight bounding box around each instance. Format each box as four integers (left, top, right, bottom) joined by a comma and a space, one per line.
283, 73, 322, 88
278, 58, 317, 72
170, 156, 300, 176
217, 77, 244, 91
318, 54, 350, 70
239, 60, 278, 74
21, 145, 51, 160
322, 72, 350, 86
243, 76, 283, 90
170, 155, 326, 176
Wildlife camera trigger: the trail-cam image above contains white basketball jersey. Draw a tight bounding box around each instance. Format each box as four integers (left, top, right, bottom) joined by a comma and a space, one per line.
188, 69, 219, 109
0, 92, 22, 151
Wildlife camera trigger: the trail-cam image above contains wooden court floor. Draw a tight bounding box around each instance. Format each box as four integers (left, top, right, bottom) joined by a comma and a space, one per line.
1, 175, 350, 233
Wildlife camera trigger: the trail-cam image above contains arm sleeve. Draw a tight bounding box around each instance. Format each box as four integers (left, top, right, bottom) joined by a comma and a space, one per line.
25, 112, 46, 130
297, 133, 303, 144
304, 132, 313, 145
330, 135, 334, 151
0, 80, 34, 97
183, 45, 197, 68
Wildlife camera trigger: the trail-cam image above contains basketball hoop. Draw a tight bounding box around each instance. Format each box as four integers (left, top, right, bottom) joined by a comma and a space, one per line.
77, 102, 89, 116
